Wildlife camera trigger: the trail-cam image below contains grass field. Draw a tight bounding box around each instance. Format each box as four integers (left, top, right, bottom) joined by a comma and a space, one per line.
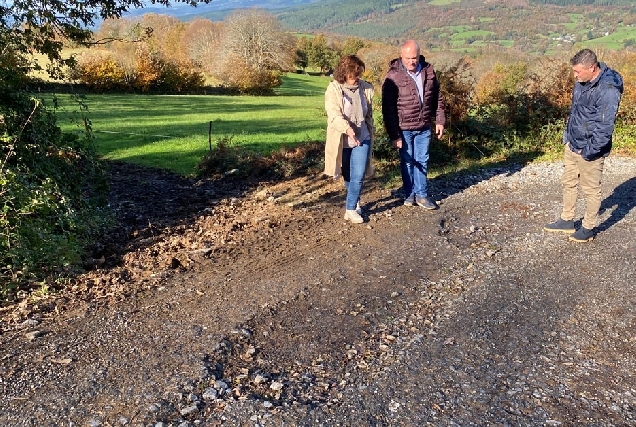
52, 73, 332, 176
429, 0, 460, 5
581, 24, 636, 50
450, 30, 494, 41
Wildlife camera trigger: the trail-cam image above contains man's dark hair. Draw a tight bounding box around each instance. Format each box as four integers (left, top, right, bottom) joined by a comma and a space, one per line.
570, 49, 598, 67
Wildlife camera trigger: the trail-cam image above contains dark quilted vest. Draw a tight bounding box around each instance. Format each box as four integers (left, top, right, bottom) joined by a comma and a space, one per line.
382, 56, 445, 141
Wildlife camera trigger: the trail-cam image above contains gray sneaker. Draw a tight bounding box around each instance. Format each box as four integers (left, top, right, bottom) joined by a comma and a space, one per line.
416, 196, 438, 210
344, 209, 364, 224
543, 218, 575, 233
569, 227, 594, 242
403, 195, 415, 206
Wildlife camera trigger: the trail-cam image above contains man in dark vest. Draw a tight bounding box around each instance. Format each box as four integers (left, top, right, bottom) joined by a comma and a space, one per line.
382, 40, 446, 209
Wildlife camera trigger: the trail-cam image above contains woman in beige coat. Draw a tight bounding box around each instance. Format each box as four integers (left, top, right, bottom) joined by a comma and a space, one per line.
324, 55, 375, 224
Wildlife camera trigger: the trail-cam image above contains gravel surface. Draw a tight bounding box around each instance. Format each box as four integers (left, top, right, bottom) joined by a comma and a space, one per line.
1, 156, 635, 426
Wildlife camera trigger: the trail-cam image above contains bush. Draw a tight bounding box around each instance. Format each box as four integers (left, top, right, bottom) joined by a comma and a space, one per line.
155, 60, 206, 93
0, 87, 109, 301
71, 49, 205, 93
216, 62, 282, 95
197, 136, 324, 179
71, 51, 127, 92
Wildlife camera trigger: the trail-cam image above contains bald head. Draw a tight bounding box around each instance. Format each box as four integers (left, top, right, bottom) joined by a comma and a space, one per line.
401, 40, 421, 72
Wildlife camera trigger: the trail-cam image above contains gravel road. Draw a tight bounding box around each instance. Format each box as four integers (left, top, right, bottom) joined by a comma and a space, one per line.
1, 156, 635, 426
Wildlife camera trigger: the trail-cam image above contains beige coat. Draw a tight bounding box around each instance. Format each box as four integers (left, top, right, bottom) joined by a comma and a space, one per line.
324, 79, 375, 178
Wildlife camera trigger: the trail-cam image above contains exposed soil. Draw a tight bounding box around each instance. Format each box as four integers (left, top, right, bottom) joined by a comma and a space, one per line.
1, 156, 635, 426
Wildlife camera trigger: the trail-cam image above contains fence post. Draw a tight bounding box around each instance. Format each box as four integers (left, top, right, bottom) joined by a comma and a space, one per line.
208, 121, 212, 151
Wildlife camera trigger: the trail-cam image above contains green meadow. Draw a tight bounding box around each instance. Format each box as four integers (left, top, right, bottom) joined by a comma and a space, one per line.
428, 0, 460, 5
52, 73, 332, 176
581, 24, 636, 50
450, 30, 494, 41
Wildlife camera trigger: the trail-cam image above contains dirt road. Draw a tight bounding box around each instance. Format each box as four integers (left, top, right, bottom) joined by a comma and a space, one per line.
1, 157, 635, 426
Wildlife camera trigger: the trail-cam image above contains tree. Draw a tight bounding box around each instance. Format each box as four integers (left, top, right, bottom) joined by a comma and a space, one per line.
138, 13, 186, 61
307, 34, 337, 74
357, 44, 394, 87
341, 37, 366, 56
295, 37, 311, 71
3, 0, 207, 77
182, 18, 224, 73
220, 9, 295, 72
215, 9, 295, 92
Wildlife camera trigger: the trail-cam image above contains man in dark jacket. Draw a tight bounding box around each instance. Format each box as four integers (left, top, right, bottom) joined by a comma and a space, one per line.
544, 49, 623, 242
382, 40, 445, 209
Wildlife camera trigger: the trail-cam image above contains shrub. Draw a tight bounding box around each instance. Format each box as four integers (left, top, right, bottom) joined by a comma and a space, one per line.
71, 51, 127, 92
133, 47, 162, 92
72, 48, 205, 93
156, 60, 205, 93
197, 136, 323, 179
216, 58, 282, 94
0, 87, 109, 301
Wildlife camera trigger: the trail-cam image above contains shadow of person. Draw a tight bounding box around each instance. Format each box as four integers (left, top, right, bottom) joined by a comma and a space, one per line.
360, 190, 404, 216
596, 176, 636, 233
359, 160, 531, 217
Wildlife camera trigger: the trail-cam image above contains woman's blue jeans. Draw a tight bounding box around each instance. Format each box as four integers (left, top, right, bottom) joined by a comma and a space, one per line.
342, 139, 370, 210
399, 127, 431, 198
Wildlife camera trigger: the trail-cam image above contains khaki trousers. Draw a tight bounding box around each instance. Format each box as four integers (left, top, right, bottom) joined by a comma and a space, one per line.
561, 146, 605, 230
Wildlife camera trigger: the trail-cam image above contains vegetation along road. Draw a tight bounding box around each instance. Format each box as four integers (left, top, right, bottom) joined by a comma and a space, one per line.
3, 0, 636, 424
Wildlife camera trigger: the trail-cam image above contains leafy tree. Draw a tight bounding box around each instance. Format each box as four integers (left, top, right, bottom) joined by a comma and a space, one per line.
295, 37, 311, 71
306, 34, 337, 74
341, 37, 366, 56
3, 0, 207, 77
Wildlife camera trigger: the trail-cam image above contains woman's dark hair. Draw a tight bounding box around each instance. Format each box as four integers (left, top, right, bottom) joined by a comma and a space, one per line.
333, 55, 365, 84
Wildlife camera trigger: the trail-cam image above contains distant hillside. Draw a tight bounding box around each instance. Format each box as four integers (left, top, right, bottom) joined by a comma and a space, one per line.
123, 0, 322, 20
273, 0, 636, 54
124, 0, 636, 55
531, 0, 633, 4
275, 0, 416, 37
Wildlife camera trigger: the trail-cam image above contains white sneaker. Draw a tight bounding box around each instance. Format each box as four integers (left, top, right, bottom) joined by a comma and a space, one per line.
344, 209, 364, 224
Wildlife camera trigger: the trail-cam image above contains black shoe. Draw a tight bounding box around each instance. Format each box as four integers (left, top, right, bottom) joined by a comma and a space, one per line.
569, 227, 594, 242
416, 196, 438, 210
543, 218, 575, 233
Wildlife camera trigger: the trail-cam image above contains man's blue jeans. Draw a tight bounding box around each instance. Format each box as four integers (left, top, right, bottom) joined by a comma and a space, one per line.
342, 140, 370, 210
399, 127, 431, 199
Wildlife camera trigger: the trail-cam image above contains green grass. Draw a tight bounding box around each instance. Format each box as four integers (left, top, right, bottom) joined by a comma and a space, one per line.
450, 30, 494, 40
447, 25, 470, 33
429, 0, 460, 5
52, 73, 332, 176
580, 24, 636, 49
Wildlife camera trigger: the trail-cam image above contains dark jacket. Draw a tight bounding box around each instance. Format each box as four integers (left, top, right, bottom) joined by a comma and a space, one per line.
564, 62, 623, 161
381, 55, 445, 141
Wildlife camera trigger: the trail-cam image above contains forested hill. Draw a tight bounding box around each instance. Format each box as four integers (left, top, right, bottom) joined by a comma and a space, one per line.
127, 0, 636, 54
272, 0, 636, 54
169, 0, 635, 27
531, 0, 633, 4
